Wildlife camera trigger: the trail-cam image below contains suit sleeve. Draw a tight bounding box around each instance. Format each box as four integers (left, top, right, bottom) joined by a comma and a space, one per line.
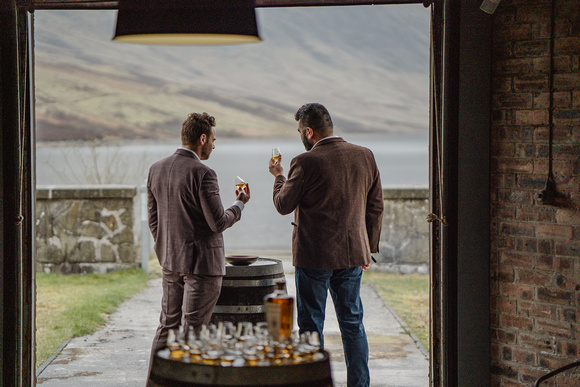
366, 159, 384, 253
199, 168, 242, 233
147, 172, 158, 242
273, 159, 306, 215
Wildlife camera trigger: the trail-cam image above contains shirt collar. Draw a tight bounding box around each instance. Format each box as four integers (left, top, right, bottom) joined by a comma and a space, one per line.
312, 135, 340, 150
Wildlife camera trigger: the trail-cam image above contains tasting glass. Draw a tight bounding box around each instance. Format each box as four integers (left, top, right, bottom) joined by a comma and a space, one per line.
236, 321, 254, 342
220, 321, 236, 342
233, 176, 247, 193
271, 147, 281, 164
167, 328, 186, 360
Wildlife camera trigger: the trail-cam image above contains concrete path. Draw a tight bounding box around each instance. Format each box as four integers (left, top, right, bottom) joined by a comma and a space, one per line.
36, 259, 429, 386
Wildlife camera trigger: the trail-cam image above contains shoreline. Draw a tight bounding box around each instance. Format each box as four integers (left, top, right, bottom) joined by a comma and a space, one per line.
35, 130, 427, 148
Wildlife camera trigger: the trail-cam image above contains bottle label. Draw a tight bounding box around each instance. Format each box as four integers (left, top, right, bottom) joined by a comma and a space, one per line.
265, 302, 282, 340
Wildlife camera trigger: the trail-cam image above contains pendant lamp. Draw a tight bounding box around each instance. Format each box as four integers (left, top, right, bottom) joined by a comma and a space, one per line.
113, 0, 261, 45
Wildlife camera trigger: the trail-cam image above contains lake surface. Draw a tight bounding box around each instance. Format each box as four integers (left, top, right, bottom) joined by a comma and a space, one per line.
36, 133, 428, 252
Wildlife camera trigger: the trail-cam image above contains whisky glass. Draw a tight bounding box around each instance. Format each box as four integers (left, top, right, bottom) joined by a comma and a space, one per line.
233, 176, 247, 193
271, 147, 281, 164
236, 321, 254, 342
167, 328, 186, 360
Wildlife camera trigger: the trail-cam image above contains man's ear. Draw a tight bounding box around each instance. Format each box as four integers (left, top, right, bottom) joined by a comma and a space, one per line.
199, 133, 207, 145
306, 127, 314, 140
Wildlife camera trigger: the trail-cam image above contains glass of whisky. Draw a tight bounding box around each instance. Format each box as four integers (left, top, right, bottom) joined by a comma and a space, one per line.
166, 328, 186, 360
271, 147, 281, 164
233, 176, 247, 194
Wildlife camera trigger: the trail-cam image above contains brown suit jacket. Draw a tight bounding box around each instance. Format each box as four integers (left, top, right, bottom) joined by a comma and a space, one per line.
273, 137, 384, 270
147, 149, 241, 275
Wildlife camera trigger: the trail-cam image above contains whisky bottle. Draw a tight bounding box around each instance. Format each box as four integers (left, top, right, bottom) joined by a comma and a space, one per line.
264, 280, 293, 343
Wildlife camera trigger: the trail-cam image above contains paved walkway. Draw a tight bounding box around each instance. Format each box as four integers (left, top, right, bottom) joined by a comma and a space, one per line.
36, 259, 429, 386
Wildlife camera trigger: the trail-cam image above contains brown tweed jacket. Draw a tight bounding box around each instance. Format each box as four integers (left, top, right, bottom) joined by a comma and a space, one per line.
273, 137, 384, 270
147, 149, 241, 275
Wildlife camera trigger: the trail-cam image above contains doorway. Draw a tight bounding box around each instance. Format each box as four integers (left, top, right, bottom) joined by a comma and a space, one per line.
1, 1, 492, 386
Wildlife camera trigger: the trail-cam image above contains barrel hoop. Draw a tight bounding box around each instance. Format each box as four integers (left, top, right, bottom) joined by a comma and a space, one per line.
213, 305, 266, 314
222, 278, 282, 287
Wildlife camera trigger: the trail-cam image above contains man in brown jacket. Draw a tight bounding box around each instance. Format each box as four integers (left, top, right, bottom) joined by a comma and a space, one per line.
269, 103, 383, 387
147, 112, 250, 361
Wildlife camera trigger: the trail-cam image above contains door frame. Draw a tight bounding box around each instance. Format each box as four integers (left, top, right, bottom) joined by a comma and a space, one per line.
1, 1, 492, 385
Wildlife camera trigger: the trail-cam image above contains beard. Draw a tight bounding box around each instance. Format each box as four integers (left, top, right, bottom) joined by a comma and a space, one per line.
301, 133, 313, 151
200, 141, 213, 160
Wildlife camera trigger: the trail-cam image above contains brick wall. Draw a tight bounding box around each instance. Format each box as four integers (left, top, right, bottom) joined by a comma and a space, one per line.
490, 0, 579, 385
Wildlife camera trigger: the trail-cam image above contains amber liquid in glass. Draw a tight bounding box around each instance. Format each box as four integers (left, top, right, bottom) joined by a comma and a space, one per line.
167, 342, 186, 360
271, 155, 281, 163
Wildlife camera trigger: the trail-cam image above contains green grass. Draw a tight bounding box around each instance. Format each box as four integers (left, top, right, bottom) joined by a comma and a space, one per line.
35, 267, 149, 369
363, 271, 429, 350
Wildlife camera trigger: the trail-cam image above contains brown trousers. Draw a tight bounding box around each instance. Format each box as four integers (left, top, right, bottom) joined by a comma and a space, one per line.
148, 268, 222, 365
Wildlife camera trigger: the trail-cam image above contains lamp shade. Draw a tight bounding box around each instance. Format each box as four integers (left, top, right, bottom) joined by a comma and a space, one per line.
113, 0, 261, 45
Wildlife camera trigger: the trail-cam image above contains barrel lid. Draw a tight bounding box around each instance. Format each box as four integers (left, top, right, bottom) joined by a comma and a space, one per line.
225, 258, 284, 277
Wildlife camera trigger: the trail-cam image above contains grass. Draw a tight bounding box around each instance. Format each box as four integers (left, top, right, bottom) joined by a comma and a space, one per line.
363, 271, 429, 350
35, 267, 149, 369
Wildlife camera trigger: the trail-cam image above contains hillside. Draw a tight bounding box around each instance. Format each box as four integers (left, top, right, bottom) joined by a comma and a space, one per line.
34, 5, 430, 141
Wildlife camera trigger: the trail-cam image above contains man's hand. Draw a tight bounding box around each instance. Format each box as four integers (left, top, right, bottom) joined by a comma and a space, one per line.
236, 183, 250, 204
269, 156, 284, 177
361, 263, 371, 272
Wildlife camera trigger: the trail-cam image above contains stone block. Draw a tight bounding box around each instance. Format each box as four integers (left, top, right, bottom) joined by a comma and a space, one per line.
69, 240, 96, 263
118, 243, 136, 264
59, 234, 78, 257
36, 238, 65, 264
54, 202, 81, 231
100, 243, 117, 263
76, 220, 107, 239
79, 201, 100, 222
111, 228, 133, 244
36, 209, 54, 239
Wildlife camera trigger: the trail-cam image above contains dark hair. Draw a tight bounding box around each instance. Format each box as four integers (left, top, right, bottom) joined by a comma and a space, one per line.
181, 112, 216, 145
294, 103, 333, 135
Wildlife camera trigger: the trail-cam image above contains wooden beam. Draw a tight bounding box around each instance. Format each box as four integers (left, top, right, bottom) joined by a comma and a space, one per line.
32, 0, 425, 10
1, 1, 35, 385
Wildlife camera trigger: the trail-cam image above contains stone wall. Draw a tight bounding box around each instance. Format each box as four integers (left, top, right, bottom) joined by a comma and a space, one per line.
36, 185, 139, 274
35, 185, 429, 275
376, 186, 429, 274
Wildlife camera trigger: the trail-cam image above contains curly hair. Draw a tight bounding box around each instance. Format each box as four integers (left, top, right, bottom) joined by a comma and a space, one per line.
294, 103, 333, 136
181, 112, 216, 145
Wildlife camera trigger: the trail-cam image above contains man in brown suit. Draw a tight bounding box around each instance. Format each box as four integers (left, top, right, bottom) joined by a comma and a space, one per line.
269, 103, 383, 387
147, 112, 250, 360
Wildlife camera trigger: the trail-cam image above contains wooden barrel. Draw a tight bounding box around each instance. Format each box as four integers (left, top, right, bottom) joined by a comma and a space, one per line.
211, 258, 286, 324
147, 350, 333, 387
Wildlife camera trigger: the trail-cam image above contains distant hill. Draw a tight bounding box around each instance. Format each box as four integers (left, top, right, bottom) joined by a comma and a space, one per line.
33, 5, 430, 141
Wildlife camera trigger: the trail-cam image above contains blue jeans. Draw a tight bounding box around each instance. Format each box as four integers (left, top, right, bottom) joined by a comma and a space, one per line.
295, 266, 370, 387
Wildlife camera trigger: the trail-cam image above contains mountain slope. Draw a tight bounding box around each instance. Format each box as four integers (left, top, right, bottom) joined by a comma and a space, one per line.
34, 5, 430, 140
